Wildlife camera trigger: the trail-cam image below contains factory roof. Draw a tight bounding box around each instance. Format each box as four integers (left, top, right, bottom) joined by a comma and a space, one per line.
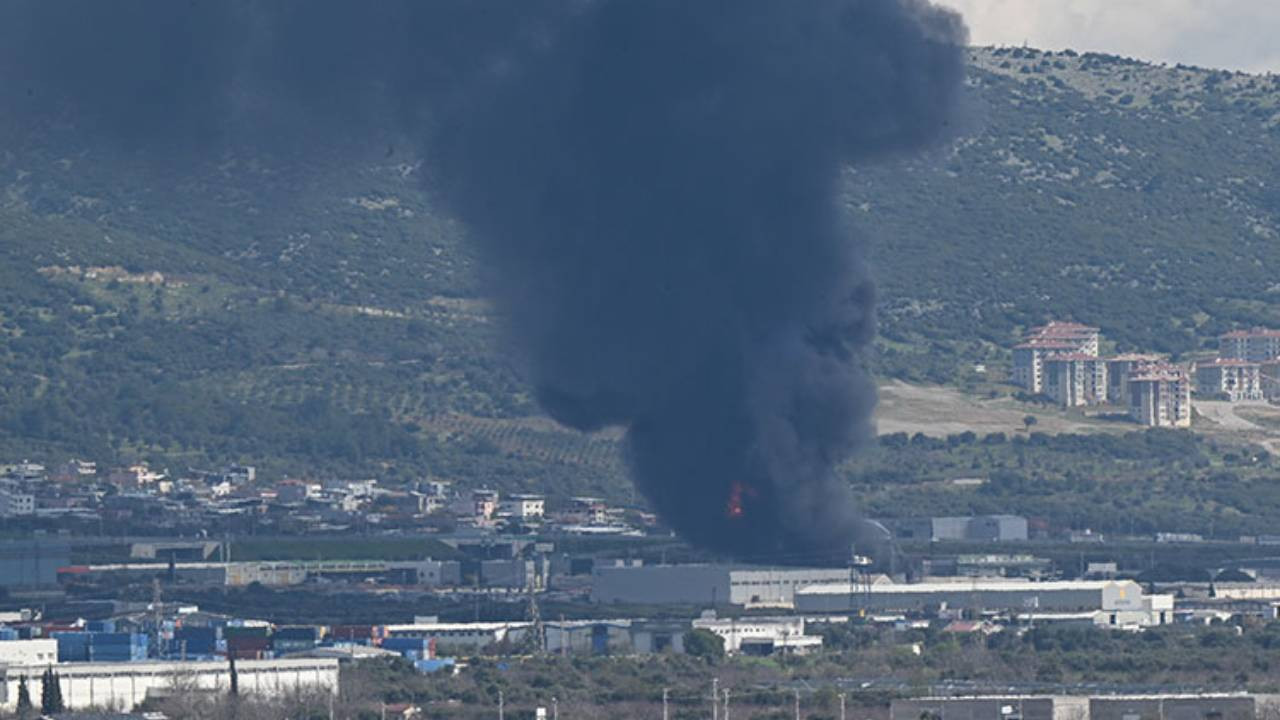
797, 579, 1135, 596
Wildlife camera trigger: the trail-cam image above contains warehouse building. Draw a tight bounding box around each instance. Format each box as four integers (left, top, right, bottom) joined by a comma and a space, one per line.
795, 579, 1173, 625
0, 658, 338, 712
590, 564, 852, 608
0, 540, 71, 588
891, 694, 1272, 720
886, 516, 1029, 543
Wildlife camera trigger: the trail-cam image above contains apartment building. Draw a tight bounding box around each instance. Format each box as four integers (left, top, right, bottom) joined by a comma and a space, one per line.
1220, 328, 1280, 363
1195, 358, 1265, 401
1106, 354, 1162, 404
1011, 322, 1100, 393
1129, 363, 1192, 428
1042, 354, 1108, 407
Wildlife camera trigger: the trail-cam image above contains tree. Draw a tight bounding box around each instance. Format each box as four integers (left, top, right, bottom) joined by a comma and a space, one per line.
684, 629, 725, 663
40, 667, 64, 714
16, 675, 32, 717
1022, 415, 1038, 432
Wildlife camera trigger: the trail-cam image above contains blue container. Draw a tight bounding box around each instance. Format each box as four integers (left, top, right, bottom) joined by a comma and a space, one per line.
0, 628, 19, 641
382, 637, 429, 652
53, 632, 91, 662
174, 627, 218, 655
86, 620, 117, 633
414, 658, 456, 674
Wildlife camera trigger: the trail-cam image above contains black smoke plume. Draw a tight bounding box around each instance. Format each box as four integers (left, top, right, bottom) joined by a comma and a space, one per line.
0, 0, 967, 562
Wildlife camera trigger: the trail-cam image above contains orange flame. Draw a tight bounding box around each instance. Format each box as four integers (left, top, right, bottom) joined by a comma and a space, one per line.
726, 482, 756, 520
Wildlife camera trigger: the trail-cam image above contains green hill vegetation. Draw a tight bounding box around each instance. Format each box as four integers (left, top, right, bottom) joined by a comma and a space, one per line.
3, 47, 1280, 524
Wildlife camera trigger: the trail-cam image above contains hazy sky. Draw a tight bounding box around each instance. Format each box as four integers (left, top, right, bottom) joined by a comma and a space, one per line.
937, 0, 1280, 74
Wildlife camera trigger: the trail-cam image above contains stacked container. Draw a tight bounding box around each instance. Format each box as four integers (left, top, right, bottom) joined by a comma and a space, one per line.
89, 633, 148, 662
225, 625, 272, 660
272, 627, 320, 655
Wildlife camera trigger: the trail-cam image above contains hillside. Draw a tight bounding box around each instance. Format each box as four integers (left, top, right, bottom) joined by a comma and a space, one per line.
2, 47, 1279, 513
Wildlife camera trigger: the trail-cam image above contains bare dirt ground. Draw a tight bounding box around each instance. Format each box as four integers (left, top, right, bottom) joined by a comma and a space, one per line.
1197, 400, 1280, 453
872, 383, 1280, 451
873, 380, 1121, 437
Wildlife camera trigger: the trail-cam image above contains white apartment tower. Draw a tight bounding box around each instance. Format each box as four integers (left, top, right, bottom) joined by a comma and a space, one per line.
1012, 322, 1101, 394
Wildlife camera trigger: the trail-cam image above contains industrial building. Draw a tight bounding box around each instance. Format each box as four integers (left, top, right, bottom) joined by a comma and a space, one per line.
383, 622, 530, 651
794, 579, 1174, 627
60, 554, 549, 591
1196, 358, 1265, 401
1129, 363, 1193, 428
886, 516, 1029, 543
690, 615, 823, 655
0, 540, 71, 588
590, 564, 852, 608
891, 694, 1272, 720
0, 639, 58, 665
0, 658, 339, 712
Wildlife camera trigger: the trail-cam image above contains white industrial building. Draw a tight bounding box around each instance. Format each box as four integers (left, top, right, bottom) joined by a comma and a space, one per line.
0, 658, 339, 712
0, 639, 58, 666
383, 622, 531, 650
690, 615, 823, 655
591, 564, 853, 608
795, 579, 1174, 626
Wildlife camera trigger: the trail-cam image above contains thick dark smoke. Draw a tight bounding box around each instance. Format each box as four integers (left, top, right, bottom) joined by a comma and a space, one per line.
0, 0, 966, 563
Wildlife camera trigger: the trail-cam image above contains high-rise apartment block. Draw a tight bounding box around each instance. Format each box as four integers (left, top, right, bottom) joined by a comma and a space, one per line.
1012, 322, 1101, 394
1042, 354, 1108, 407
1195, 358, 1264, 401
1220, 328, 1280, 363
1128, 363, 1192, 428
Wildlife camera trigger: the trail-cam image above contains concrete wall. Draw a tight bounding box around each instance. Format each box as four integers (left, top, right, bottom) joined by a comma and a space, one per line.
892, 697, 1067, 720
892, 696, 1263, 720
0, 658, 338, 711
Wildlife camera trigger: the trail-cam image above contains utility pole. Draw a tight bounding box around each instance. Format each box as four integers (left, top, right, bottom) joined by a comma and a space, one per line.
712, 678, 719, 720
723, 689, 731, 720
498, 690, 504, 720
662, 688, 669, 720
794, 689, 801, 720
552, 696, 559, 720
840, 693, 847, 720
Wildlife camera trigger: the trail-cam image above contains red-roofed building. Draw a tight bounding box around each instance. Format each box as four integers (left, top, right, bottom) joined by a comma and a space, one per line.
1012, 322, 1101, 393
1220, 328, 1280, 363
1195, 358, 1264, 401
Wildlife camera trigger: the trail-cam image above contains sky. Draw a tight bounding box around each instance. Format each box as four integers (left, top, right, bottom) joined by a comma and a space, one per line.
937, 0, 1280, 74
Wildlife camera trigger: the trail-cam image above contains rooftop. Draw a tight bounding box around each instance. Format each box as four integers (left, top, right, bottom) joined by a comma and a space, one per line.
797, 579, 1136, 595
